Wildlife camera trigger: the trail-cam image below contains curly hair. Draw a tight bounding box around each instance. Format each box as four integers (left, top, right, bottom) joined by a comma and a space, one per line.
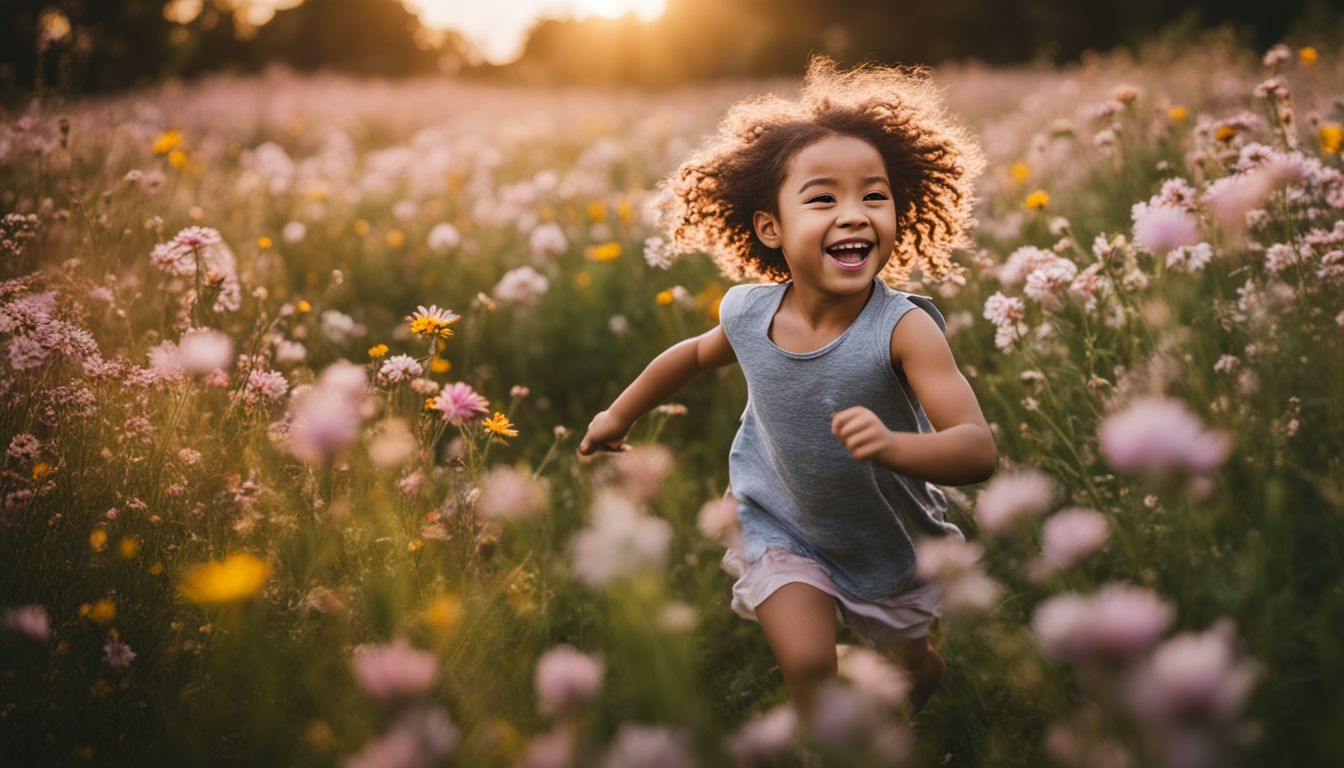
661, 55, 984, 286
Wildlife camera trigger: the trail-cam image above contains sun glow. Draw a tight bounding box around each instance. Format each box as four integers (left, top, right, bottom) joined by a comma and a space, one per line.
404, 1, 667, 64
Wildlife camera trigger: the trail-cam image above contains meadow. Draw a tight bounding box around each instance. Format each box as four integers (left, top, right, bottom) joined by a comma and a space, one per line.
2, 32, 1342, 767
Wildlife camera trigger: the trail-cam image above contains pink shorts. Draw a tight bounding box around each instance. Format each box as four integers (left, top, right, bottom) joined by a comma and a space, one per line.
721, 545, 943, 650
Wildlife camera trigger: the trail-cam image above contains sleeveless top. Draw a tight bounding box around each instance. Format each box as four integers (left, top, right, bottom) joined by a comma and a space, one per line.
718, 277, 964, 600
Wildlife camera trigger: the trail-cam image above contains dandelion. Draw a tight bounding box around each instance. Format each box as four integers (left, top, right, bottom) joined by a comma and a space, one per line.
584, 242, 622, 262
179, 553, 272, 604
352, 638, 439, 703
87, 599, 116, 625
656, 289, 674, 306
1025, 190, 1050, 210
430, 382, 489, 426
1168, 105, 1189, 123
152, 130, 183, 156
406, 305, 459, 339
422, 595, 461, 634
535, 645, 605, 717
257, 235, 272, 250
1321, 123, 1343, 155
482, 412, 518, 438
118, 536, 141, 559
1009, 161, 1031, 183
367, 343, 388, 359
89, 528, 108, 551
1098, 397, 1233, 476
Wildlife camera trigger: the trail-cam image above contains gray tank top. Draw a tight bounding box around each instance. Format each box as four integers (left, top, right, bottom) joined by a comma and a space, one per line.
719, 277, 964, 600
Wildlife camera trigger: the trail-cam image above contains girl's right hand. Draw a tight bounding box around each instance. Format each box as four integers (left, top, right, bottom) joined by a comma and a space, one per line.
578, 410, 631, 455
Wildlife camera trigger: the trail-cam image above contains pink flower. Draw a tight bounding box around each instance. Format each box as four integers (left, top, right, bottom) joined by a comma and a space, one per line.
377, 354, 423, 384
475, 466, 547, 521
1128, 620, 1258, 726
3, 604, 50, 641
696, 496, 740, 547
1032, 583, 1174, 665
975, 468, 1056, 536
1098, 397, 1232, 476
914, 537, 983, 581
837, 645, 910, 707
535, 645, 604, 717
612, 444, 674, 502
179, 328, 234, 375
997, 246, 1058, 288
569, 490, 672, 588
1038, 507, 1110, 571
103, 637, 136, 667
342, 706, 458, 768
1132, 203, 1203, 254
521, 726, 577, 768
492, 266, 550, 304
432, 382, 489, 426
1023, 257, 1079, 311
728, 704, 797, 765
600, 723, 697, 768
351, 638, 439, 703
246, 369, 289, 401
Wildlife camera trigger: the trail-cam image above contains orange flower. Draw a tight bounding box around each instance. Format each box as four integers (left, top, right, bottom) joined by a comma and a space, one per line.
482, 412, 518, 438
1025, 190, 1050, 210
179, 553, 272, 605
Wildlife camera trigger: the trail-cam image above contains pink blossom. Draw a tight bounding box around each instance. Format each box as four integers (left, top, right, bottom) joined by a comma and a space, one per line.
696, 496, 740, 547
288, 365, 367, 465
982, 291, 1025, 326
521, 726, 577, 768
975, 468, 1055, 536
998, 246, 1058, 288
491, 266, 550, 304
351, 638, 439, 703
611, 444, 673, 502
1032, 583, 1174, 665
1038, 507, 1110, 571
837, 645, 910, 707
1023, 257, 1079, 311
1132, 203, 1203, 254
569, 490, 672, 588
3, 604, 50, 641
1098, 397, 1232, 476
529, 223, 568, 259
535, 645, 604, 717
599, 723, 697, 768
475, 466, 547, 521
377, 354, 423, 384
179, 328, 234, 375
728, 704, 797, 765
914, 537, 983, 581
426, 223, 460, 251
103, 637, 136, 667
342, 706, 458, 768
6, 433, 41, 462
246, 369, 289, 401
431, 382, 489, 426
808, 680, 882, 754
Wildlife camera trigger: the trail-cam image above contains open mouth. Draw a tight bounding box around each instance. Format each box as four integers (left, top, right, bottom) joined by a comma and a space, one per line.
825, 240, 872, 271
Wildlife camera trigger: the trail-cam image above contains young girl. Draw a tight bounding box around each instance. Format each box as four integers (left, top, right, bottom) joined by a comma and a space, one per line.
579, 56, 995, 717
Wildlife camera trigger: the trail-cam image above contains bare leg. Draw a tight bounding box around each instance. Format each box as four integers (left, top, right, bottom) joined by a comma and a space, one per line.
754, 582, 839, 717
882, 635, 945, 713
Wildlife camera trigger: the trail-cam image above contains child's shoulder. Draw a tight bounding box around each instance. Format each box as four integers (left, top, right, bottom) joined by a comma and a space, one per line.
880, 282, 947, 334
719, 281, 784, 324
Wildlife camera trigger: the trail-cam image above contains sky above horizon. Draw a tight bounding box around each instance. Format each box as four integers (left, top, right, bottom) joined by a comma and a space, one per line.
401, 0, 667, 63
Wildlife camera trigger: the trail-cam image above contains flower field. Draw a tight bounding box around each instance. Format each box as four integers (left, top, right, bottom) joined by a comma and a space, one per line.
2, 35, 1343, 767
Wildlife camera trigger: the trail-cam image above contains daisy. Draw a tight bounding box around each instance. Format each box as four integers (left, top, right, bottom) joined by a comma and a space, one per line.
406, 305, 459, 339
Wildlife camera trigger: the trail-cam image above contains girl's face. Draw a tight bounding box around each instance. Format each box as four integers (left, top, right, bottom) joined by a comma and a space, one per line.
753, 134, 897, 297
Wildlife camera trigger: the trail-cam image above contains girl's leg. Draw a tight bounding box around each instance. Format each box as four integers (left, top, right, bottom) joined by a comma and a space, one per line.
881, 635, 945, 713
754, 582, 839, 715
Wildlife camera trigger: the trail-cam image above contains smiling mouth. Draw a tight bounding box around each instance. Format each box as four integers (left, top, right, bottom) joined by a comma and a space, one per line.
825, 241, 872, 271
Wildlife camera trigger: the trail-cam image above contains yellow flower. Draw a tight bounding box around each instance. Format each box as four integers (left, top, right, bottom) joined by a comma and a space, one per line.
586, 200, 608, 222
32, 462, 52, 480
368, 343, 389, 359
430, 357, 452, 374
1168, 105, 1189, 123
407, 538, 424, 554
257, 235, 273, 250
1009, 161, 1031, 183
575, 271, 592, 289
1299, 46, 1318, 65
152, 130, 183, 156
424, 397, 438, 412
89, 528, 108, 552
584, 242, 622, 262
616, 199, 634, 225
1320, 123, 1343, 155
385, 228, 406, 248
1214, 125, 1238, 143
482, 412, 518, 438
406, 305, 460, 339
656, 290, 674, 306
423, 594, 461, 633
118, 536, 141, 559
1025, 190, 1050, 210
296, 299, 312, 313
179, 553, 272, 605
88, 599, 116, 625
168, 149, 189, 169
149, 562, 164, 576
353, 219, 370, 236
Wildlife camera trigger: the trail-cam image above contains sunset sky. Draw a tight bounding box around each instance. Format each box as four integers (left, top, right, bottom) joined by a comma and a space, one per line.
401, 0, 667, 63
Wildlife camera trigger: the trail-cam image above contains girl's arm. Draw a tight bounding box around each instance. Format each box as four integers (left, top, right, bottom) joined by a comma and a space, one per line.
579, 325, 737, 454
832, 308, 996, 485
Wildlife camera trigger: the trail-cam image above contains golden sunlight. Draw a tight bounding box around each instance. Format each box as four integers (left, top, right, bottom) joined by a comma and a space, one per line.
404, 0, 667, 63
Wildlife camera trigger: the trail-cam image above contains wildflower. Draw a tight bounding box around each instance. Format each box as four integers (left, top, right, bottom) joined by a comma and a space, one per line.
529, 223, 568, 258
407, 538, 424, 553
102, 635, 136, 668
1168, 105, 1189, 123
837, 645, 911, 708
1262, 44, 1291, 68
3, 605, 50, 641
522, 727, 577, 768
1025, 190, 1050, 210
1321, 123, 1343, 155
492, 266, 550, 304
288, 362, 368, 464
257, 235, 272, 250
179, 553, 272, 604
1098, 397, 1233, 476
643, 235, 673, 269
601, 724, 697, 768
975, 468, 1055, 536
475, 466, 547, 521
1023, 257, 1079, 311
575, 271, 592, 289
1009, 161, 1031, 183
378, 354, 423, 384
385, 229, 405, 248
482, 412, 518, 438
1298, 46, 1317, 65
148, 227, 241, 313
152, 130, 183, 155
729, 704, 798, 765
1037, 507, 1109, 572
118, 536, 141, 559
1032, 583, 1174, 665
282, 221, 306, 243
569, 490, 673, 588
656, 289, 674, 306
89, 529, 108, 552
611, 444, 673, 502
179, 328, 234, 375
87, 599, 116, 625
343, 706, 458, 768
583, 242, 622, 262
697, 497, 741, 547
535, 645, 605, 717
6, 433, 41, 462
430, 382, 489, 426
427, 222, 461, 251
1166, 242, 1215, 273
422, 595, 461, 633
367, 344, 388, 359
429, 357, 451, 374
168, 149, 190, 169
1131, 202, 1203, 254
368, 418, 416, 467
245, 369, 289, 402
406, 305, 459, 340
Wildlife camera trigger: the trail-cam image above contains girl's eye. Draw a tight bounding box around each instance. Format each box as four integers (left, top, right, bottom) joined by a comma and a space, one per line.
806, 194, 835, 204
864, 192, 889, 201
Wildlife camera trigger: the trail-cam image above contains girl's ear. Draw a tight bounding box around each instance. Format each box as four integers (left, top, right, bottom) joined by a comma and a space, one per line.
753, 211, 782, 249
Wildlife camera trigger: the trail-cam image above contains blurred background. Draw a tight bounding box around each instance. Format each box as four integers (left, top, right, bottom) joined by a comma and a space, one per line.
4, 0, 1344, 101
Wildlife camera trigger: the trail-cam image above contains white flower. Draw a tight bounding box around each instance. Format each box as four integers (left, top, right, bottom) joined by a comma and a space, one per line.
492, 266, 550, 304
427, 222, 461, 251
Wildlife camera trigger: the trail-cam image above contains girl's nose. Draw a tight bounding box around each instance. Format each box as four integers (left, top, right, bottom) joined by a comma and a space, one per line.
834, 201, 869, 228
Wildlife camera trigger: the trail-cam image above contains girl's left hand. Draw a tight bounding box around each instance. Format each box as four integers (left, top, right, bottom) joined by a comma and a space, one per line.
831, 406, 896, 464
